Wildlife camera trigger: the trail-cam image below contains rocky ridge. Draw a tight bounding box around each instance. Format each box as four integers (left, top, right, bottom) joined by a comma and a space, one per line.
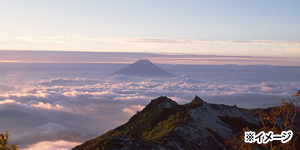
73, 96, 260, 150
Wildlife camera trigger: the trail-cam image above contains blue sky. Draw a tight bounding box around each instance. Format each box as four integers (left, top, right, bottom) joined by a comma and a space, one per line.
1, 1, 300, 57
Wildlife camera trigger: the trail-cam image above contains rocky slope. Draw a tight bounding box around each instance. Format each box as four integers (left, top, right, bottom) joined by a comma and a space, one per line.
73, 96, 263, 150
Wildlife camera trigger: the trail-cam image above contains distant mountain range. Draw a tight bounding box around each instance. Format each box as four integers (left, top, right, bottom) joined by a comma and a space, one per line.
111, 59, 176, 77
73, 96, 280, 150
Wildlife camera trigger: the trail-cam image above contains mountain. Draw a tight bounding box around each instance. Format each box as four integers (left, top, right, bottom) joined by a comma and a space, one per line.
73, 96, 261, 150
111, 59, 176, 77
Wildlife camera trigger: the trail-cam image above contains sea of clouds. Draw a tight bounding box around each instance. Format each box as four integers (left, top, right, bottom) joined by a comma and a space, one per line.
0, 63, 299, 149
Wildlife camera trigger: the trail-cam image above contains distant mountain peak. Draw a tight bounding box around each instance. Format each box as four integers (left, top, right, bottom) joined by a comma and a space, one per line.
112, 59, 176, 77
136, 59, 151, 62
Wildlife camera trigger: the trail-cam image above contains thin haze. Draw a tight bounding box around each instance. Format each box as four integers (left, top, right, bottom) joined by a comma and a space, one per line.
0, 50, 300, 66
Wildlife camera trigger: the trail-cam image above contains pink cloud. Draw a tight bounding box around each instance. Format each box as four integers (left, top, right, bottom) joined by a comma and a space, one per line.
21, 140, 81, 150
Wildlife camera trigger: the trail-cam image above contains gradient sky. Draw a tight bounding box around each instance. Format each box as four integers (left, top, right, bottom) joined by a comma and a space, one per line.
1, 2, 300, 148
1, 1, 300, 57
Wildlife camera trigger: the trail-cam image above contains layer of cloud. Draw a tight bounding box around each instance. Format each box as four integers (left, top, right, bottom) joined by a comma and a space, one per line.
0, 99, 21, 105
1, 75, 298, 116
39, 78, 102, 87
2, 36, 300, 46
1, 50, 299, 66
2, 37, 300, 64
12, 123, 92, 148
220, 40, 300, 46
0, 64, 299, 149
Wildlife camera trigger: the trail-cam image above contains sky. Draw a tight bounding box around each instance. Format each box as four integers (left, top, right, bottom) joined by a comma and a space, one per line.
1, 50, 300, 66
1, 1, 300, 58
1, 1, 300, 150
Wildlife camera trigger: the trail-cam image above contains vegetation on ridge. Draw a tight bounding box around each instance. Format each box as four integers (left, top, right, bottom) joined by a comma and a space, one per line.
0, 131, 18, 150
226, 90, 300, 150
72, 96, 201, 150
74, 91, 300, 150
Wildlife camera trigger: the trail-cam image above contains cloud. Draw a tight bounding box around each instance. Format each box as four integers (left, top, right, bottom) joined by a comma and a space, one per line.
30, 102, 63, 110
6, 70, 23, 84
2, 75, 298, 113
221, 40, 300, 46
3, 36, 300, 47
12, 123, 93, 149
203, 93, 293, 109
121, 37, 210, 44
0, 99, 21, 105
118, 38, 300, 47
2, 36, 203, 45
1, 51, 299, 66
110, 75, 143, 82
0, 84, 15, 92
21, 140, 81, 150
122, 105, 145, 115
0, 64, 299, 149
12, 36, 83, 44
285, 48, 300, 52
39, 78, 102, 87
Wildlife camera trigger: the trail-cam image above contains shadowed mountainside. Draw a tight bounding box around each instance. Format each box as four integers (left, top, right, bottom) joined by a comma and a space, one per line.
111, 59, 176, 77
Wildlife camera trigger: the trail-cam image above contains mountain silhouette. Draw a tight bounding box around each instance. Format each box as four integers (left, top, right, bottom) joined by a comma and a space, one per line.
112, 59, 176, 77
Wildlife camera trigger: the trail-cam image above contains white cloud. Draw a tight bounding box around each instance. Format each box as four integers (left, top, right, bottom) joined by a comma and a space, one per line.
11, 123, 93, 149
0, 99, 20, 105
122, 105, 145, 115
6, 36, 300, 47
220, 40, 300, 46
21, 140, 81, 150
30, 102, 63, 110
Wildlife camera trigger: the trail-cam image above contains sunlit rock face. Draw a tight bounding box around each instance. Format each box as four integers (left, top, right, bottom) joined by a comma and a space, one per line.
112, 59, 176, 77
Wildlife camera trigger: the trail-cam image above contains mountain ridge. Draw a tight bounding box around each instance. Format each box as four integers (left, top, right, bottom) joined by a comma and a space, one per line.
73, 96, 261, 150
